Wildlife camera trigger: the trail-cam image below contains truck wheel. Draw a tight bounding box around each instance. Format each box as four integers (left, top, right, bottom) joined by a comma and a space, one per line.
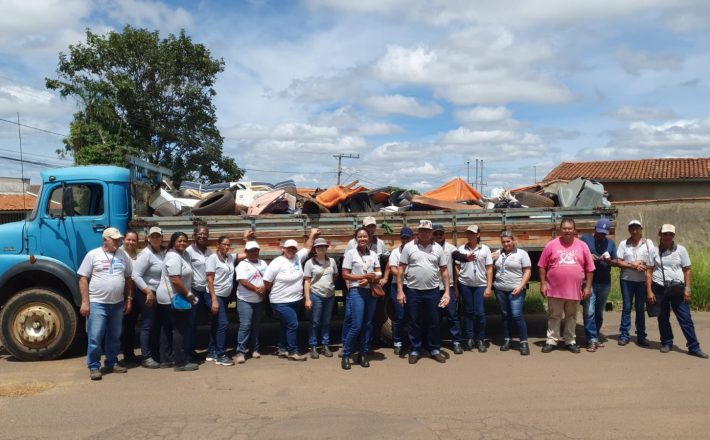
0, 288, 78, 361
513, 191, 555, 208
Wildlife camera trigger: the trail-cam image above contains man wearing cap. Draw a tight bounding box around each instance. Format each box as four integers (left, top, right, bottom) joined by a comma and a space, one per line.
397, 220, 450, 364
345, 216, 390, 257
579, 219, 618, 352
616, 220, 654, 347
539, 219, 595, 354
381, 226, 414, 355
432, 224, 464, 355
78, 227, 134, 380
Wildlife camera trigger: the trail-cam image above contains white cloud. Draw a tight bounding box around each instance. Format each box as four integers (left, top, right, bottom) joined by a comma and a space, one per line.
365, 94, 442, 118
101, 0, 193, 32
224, 122, 340, 141
455, 106, 512, 125
609, 105, 678, 121
616, 48, 684, 76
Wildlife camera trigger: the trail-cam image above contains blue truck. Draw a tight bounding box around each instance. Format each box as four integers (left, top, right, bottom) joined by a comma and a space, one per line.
0, 164, 616, 360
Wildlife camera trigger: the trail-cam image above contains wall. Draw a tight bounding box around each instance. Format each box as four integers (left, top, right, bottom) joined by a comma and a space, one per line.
605, 181, 710, 202
615, 199, 710, 247
0, 177, 30, 194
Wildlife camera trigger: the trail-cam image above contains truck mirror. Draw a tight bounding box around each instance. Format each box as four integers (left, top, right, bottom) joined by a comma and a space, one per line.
61, 186, 75, 218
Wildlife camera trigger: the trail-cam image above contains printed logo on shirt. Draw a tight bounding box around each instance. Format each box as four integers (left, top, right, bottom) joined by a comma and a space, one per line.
559, 250, 578, 265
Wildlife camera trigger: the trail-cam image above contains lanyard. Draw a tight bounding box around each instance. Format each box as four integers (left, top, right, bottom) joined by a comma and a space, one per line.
102, 250, 115, 274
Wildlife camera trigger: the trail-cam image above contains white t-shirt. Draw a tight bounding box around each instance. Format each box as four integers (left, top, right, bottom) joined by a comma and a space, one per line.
205, 253, 235, 298
493, 247, 532, 291
388, 247, 406, 284
236, 259, 268, 303
263, 248, 309, 304
617, 238, 655, 282
156, 250, 194, 305
399, 240, 446, 291
132, 247, 164, 292
457, 243, 493, 287
185, 244, 212, 291
648, 244, 691, 286
77, 247, 133, 304
303, 257, 338, 298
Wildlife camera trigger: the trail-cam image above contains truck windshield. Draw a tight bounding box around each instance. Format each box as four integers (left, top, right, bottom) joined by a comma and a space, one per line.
28, 183, 42, 221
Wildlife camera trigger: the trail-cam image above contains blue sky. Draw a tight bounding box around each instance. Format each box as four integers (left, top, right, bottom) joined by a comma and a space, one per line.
1, 0, 710, 194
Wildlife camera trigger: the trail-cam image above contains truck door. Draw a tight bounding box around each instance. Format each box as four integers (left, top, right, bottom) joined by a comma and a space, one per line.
37, 182, 107, 269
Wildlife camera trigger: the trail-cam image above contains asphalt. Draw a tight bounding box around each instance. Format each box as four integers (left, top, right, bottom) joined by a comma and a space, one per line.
1, 310, 709, 439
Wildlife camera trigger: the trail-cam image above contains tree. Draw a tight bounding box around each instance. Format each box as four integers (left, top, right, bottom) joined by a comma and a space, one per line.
46, 26, 243, 184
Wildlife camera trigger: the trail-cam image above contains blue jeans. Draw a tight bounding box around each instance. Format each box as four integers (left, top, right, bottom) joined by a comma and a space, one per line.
458, 283, 487, 341
619, 280, 647, 341
236, 299, 264, 354
186, 288, 209, 356
272, 300, 302, 354
495, 289, 528, 341
87, 302, 124, 370
583, 283, 611, 343
309, 294, 335, 347
406, 287, 441, 356
390, 283, 407, 346
204, 294, 230, 356
441, 287, 461, 344
342, 287, 378, 357
653, 284, 702, 352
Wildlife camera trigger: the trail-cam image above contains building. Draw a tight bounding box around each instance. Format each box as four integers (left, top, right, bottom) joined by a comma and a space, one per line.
543, 158, 710, 202
0, 177, 36, 224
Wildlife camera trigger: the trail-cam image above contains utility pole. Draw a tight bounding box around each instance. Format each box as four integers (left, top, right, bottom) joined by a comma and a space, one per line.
474, 159, 479, 190
466, 161, 470, 184
333, 153, 359, 185
533, 165, 537, 183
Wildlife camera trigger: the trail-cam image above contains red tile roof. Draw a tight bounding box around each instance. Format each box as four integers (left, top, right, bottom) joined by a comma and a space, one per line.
0, 194, 36, 211
544, 158, 710, 182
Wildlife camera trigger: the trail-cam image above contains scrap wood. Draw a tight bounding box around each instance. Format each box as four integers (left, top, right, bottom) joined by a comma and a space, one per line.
411, 195, 482, 211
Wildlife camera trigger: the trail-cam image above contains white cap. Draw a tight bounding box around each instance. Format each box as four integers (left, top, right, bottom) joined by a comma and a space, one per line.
466, 225, 480, 233
283, 239, 299, 248
148, 226, 163, 236
245, 241, 260, 250
363, 216, 377, 227
628, 220, 642, 228
102, 227, 123, 240
660, 224, 676, 234
417, 219, 433, 230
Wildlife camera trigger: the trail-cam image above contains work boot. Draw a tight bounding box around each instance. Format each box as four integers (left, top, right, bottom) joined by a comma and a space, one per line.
500, 339, 511, 351
322, 346, 333, 357
174, 362, 199, 372
341, 357, 351, 370
476, 340, 487, 353
520, 342, 530, 356
393, 345, 402, 356
102, 364, 127, 374
89, 369, 102, 381
453, 343, 463, 355
465, 339, 475, 351
309, 347, 320, 359
358, 353, 370, 368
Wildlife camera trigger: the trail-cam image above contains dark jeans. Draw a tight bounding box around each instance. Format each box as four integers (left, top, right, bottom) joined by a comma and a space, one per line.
309, 294, 335, 347
390, 283, 407, 346
204, 294, 230, 357
440, 287, 461, 344
619, 280, 647, 341
495, 288, 528, 341
272, 300, 302, 354
406, 287, 442, 356
459, 283, 487, 341
121, 291, 158, 360
653, 284, 702, 352
342, 287, 377, 357
186, 288, 210, 356
583, 283, 611, 343
159, 304, 190, 366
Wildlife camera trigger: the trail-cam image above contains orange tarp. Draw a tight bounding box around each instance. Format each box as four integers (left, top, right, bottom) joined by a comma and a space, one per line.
423, 177, 483, 202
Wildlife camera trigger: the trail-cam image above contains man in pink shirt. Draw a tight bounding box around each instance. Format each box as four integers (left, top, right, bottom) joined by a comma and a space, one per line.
538, 219, 595, 353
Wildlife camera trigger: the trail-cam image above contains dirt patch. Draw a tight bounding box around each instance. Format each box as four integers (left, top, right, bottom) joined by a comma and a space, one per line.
0, 382, 55, 398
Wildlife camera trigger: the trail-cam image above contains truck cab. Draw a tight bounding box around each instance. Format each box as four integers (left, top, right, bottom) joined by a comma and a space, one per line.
0, 166, 131, 360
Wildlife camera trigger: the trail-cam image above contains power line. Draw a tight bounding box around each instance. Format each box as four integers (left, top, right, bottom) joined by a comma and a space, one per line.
333, 153, 359, 185
244, 167, 337, 175
0, 117, 67, 138
0, 154, 68, 168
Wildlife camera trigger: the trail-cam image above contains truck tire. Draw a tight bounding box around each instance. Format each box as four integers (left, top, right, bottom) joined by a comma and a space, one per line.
192, 190, 235, 216
513, 191, 555, 208
0, 288, 78, 361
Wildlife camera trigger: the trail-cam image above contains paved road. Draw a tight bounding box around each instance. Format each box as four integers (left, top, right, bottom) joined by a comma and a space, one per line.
1, 311, 709, 439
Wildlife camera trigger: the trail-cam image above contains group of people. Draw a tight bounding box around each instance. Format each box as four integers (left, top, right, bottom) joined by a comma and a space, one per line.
77, 216, 706, 380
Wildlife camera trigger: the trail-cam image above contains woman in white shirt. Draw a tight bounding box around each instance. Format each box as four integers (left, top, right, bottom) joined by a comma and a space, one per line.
263, 229, 318, 361
205, 236, 236, 366
120, 230, 140, 364
341, 227, 381, 370
156, 232, 199, 372
235, 241, 268, 364
304, 237, 339, 359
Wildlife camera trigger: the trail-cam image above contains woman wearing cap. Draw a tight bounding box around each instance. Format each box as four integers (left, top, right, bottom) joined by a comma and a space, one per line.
304, 238, 339, 359
456, 225, 493, 352
341, 227, 382, 369
120, 229, 141, 364
130, 227, 165, 368
381, 226, 413, 356
493, 231, 532, 355
205, 236, 236, 366
263, 228, 319, 361
646, 224, 707, 358
616, 220, 654, 347
235, 241, 268, 363
156, 231, 199, 371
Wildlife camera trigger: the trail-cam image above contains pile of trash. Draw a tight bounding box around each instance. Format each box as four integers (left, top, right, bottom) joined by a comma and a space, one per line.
146, 176, 610, 217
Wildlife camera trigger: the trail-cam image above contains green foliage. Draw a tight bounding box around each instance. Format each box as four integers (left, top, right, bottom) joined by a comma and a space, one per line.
46, 25, 243, 185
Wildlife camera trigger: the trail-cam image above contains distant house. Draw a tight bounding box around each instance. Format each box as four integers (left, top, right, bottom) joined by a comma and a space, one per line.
543, 158, 710, 202
0, 177, 36, 224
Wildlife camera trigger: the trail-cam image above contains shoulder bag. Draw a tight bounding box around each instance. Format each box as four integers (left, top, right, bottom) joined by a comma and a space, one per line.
660, 248, 685, 299
164, 256, 193, 311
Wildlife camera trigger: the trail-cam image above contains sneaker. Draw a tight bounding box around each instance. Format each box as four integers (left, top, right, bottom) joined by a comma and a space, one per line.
141, 358, 160, 369
453, 343, 464, 355
636, 338, 650, 347
251, 351, 261, 359
408, 353, 419, 365
101, 364, 127, 374
660, 345, 672, 353
205, 352, 217, 362
541, 343, 555, 353
215, 355, 235, 366
618, 338, 630, 346
277, 349, 289, 358
476, 340, 487, 353
235, 353, 246, 364
159, 362, 174, 369
566, 344, 581, 354
393, 345, 402, 356
688, 350, 709, 359
520, 342, 530, 356
174, 363, 199, 371
309, 347, 320, 359
89, 369, 102, 381
465, 339, 475, 351
321, 346, 333, 358
288, 352, 307, 362
431, 352, 446, 363
500, 340, 511, 352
